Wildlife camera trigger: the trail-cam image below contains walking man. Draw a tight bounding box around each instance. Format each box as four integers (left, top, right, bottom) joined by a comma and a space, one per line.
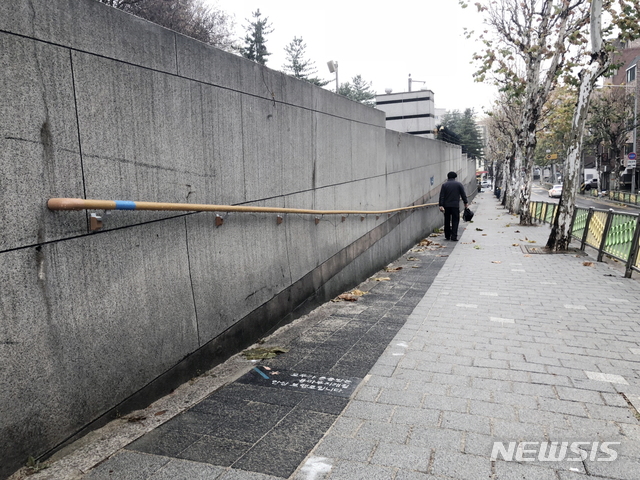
439, 171, 469, 241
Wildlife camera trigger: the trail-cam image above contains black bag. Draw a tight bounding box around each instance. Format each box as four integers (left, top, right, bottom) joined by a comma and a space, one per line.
463, 207, 474, 222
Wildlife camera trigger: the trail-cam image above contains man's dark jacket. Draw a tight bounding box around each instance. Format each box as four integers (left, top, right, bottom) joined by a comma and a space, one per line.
439, 179, 468, 208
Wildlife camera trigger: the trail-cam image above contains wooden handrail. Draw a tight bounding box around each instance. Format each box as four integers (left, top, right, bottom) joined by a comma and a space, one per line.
47, 198, 438, 215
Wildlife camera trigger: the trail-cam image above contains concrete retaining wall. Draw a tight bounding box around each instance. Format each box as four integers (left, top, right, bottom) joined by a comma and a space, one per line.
0, 1, 475, 477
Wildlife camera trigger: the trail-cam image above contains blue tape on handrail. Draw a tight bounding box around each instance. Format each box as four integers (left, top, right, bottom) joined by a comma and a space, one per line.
114, 200, 137, 210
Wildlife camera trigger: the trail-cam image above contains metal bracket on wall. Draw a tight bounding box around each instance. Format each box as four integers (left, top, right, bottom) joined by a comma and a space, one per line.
90, 213, 103, 232
276, 215, 283, 225
215, 214, 224, 227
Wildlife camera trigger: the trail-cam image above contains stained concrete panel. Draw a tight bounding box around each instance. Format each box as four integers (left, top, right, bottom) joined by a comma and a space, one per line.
0, 218, 197, 472
279, 104, 315, 196
0, 0, 177, 73
176, 34, 245, 92
351, 122, 386, 181
0, 35, 85, 250
241, 96, 284, 201
177, 34, 319, 114
71, 52, 219, 228
185, 208, 291, 343
200, 85, 246, 206
283, 190, 341, 285
331, 181, 375, 246
314, 113, 354, 188
311, 86, 385, 127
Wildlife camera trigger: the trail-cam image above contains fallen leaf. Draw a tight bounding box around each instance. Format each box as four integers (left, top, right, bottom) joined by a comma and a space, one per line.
373, 277, 391, 282
406, 256, 418, 261
492, 261, 502, 264
528, 240, 536, 244
350, 289, 367, 296
476, 228, 483, 231
474, 245, 481, 249
583, 262, 593, 267
384, 266, 403, 272
332, 294, 357, 302
154, 410, 168, 416
419, 239, 433, 246
512, 243, 520, 246
514, 230, 520, 233
127, 415, 147, 423
242, 347, 290, 360
523, 254, 531, 257
482, 234, 487, 236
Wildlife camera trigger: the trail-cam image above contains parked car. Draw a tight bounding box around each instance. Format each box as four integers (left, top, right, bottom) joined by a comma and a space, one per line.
481, 181, 492, 189
548, 184, 563, 198
583, 178, 598, 190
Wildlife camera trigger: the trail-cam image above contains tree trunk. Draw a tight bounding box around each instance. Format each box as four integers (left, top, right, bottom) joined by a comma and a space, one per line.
548, 0, 609, 250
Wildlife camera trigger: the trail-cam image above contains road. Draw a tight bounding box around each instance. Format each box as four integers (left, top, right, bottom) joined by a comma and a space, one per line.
526, 182, 640, 212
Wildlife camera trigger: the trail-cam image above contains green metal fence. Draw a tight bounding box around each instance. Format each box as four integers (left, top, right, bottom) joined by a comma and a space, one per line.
529, 201, 640, 278
583, 188, 640, 206
609, 191, 640, 205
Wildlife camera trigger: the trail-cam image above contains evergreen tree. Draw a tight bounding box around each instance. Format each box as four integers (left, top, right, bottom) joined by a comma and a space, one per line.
441, 109, 484, 159
282, 37, 330, 86
338, 75, 375, 106
241, 9, 272, 65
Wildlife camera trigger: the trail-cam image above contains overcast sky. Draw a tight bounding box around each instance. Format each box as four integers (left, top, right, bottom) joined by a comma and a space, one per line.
207, 0, 497, 116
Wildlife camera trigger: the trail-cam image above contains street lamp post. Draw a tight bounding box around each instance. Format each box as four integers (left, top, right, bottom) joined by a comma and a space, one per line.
327, 60, 338, 94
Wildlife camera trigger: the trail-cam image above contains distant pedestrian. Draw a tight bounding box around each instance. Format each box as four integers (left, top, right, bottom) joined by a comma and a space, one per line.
438, 171, 469, 241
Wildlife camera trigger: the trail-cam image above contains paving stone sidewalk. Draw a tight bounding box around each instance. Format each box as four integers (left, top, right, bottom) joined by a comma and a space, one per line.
23, 191, 640, 480
302, 191, 640, 480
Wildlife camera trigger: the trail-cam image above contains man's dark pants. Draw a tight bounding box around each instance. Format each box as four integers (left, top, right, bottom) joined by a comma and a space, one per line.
443, 207, 460, 240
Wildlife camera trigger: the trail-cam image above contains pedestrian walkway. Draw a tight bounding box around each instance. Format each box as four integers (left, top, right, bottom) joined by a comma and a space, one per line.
20, 191, 640, 480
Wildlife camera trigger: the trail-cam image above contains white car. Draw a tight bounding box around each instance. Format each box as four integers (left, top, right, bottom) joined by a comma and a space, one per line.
481, 181, 492, 189
548, 185, 563, 198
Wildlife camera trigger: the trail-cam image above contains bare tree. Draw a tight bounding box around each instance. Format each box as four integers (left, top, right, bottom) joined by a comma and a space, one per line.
486, 95, 523, 209
466, 0, 591, 224
586, 85, 639, 191
97, 0, 237, 52
547, 0, 640, 250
